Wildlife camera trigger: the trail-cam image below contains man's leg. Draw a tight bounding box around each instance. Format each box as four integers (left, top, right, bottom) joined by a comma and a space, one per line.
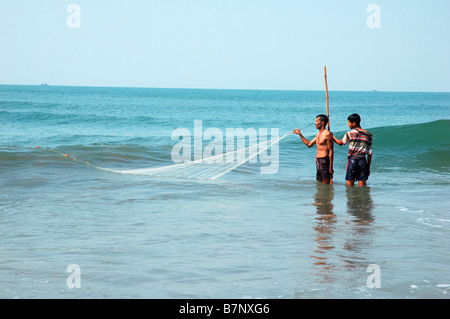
346, 158, 355, 187
358, 158, 368, 187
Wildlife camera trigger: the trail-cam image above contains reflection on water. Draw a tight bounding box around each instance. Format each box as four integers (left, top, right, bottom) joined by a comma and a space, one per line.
310, 184, 375, 283
342, 187, 375, 269
345, 187, 374, 226
311, 183, 336, 282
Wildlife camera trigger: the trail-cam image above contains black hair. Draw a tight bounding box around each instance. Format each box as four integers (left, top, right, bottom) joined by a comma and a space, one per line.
316, 114, 329, 125
347, 113, 361, 126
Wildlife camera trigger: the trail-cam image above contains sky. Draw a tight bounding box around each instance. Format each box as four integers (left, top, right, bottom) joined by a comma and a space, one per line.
0, 0, 449, 92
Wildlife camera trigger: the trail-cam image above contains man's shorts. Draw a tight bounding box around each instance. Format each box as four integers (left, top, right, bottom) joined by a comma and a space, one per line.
315, 156, 331, 182
346, 156, 369, 181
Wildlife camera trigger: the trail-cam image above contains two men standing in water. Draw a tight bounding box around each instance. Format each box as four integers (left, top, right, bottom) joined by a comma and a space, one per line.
293, 113, 373, 187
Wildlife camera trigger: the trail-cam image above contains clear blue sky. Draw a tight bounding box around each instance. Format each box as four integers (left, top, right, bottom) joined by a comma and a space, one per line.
0, 0, 449, 92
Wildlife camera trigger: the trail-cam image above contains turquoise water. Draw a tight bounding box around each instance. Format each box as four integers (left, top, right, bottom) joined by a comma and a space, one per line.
0, 85, 449, 298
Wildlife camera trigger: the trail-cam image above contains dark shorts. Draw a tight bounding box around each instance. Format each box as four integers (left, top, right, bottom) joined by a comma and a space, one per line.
346, 156, 370, 181
316, 156, 331, 182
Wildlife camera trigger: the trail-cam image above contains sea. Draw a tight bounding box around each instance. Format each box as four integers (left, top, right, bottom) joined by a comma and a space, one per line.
0, 85, 449, 299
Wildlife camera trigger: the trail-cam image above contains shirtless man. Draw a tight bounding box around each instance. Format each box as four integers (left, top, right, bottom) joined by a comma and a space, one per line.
293, 114, 334, 184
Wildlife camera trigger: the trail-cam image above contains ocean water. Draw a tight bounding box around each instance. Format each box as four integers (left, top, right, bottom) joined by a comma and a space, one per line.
0, 85, 449, 299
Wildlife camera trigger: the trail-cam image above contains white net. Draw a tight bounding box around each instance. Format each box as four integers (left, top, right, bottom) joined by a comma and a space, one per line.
95, 132, 291, 180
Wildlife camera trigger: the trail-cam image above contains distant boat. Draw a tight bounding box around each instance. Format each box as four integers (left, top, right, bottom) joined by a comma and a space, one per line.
41, 83, 49, 86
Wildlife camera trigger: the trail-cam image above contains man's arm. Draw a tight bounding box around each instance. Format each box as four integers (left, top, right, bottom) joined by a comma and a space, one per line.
293, 129, 316, 148
333, 135, 345, 146
367, 154, 372, 176
327, 132, 334, 175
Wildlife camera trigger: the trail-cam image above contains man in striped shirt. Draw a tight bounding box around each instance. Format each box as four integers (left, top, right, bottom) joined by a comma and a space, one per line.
334, 113, 372, 187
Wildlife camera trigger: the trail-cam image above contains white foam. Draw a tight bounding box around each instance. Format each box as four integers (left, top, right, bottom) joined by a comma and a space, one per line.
416, 217, 450, 228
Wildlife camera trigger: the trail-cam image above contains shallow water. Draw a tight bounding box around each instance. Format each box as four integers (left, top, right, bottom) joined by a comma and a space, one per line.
0, 86, 449, 298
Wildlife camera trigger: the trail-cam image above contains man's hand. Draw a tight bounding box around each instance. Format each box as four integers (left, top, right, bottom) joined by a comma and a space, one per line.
293, 129, 300, 135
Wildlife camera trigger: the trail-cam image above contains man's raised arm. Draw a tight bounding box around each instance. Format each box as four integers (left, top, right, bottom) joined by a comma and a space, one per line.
293, 129, 316, 148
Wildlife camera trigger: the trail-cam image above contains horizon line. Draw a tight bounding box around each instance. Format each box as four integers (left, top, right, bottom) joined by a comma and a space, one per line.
0, 83, 449, 94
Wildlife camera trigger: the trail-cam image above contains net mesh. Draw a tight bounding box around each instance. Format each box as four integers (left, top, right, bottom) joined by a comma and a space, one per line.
95, 132, 291, 180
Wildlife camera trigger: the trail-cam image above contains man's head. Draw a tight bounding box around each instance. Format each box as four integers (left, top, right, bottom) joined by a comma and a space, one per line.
315, 114, 329, 129
347, 113, 361, 129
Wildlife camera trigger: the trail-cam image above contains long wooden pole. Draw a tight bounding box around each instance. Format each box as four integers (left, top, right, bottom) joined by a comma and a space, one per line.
324, 66, 330, 131
324, 66, 332, 184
